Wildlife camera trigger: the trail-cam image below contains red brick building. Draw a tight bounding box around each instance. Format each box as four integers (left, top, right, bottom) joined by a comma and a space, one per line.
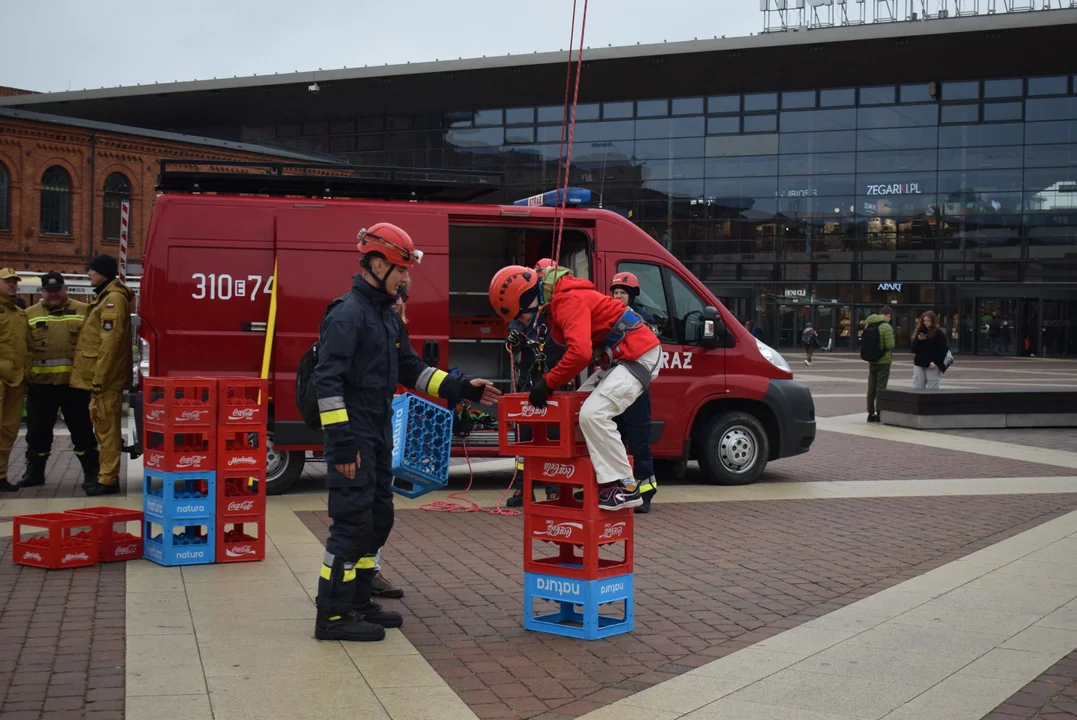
0, 106, 328, 274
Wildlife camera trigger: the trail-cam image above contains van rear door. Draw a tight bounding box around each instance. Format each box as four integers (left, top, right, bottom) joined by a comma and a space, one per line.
146, 196, 276, 378
271, 203, 449, 442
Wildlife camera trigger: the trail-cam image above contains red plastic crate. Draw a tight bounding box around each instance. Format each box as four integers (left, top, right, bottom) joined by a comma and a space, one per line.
12, 513, 98, 569
143, 377, 217, 428
217, 427, 267, 472
217, 378, 269, 427
64, 507, 143, 562
523, 505, 633, 580
216, 472, 266, 519
143, 425, 216, 473
522, 455, 632, 520
498, 392, 589, 459
215, 514, 266, 563
450, 316, 506, 340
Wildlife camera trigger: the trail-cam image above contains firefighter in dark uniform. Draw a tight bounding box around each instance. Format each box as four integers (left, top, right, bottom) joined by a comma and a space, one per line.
610, 271, 659, 513
21, 272, 98, 489
313, 223, 501, 642
71, 255, 134, 497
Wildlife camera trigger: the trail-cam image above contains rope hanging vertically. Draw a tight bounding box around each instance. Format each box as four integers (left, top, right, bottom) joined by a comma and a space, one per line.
551, 0, 590, 272
420, 2, 590, 517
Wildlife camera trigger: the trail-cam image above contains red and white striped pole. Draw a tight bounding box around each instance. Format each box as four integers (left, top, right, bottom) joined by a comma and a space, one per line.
119, 200, 129, 284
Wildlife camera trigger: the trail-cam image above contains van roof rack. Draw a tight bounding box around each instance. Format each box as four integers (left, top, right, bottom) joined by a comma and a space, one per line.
156, 160, 503, 203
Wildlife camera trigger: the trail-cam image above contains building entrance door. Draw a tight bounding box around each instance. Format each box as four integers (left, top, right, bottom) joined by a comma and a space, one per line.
976, 298, 1019, 355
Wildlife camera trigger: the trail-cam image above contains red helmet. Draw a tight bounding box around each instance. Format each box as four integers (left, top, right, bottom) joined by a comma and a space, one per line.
535, 258, 557, 272
357, 223, 423, 267
610, 271, 640, 294
488, 265, 540, 322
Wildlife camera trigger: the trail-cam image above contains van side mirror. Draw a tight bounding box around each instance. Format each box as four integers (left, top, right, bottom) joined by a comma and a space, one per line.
422, 340, 439, 366
701, 306, 724, 349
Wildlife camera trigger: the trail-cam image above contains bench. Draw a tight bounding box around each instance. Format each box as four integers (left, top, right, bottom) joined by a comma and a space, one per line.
878, 388, 1077, 429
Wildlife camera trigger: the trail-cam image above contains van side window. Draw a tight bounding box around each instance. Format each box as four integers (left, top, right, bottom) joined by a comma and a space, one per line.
668, 272, 707, 345
616, 262, 672, 343
617, 261, 710, 346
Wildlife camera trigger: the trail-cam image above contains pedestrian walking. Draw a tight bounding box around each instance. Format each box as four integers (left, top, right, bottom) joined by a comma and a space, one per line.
21, 272, 97, 489
910, 310, 949, 390
71, 255, 134, 496
860, 305, 895, 423
801, 322, 818, 366
0, 268, 28, 493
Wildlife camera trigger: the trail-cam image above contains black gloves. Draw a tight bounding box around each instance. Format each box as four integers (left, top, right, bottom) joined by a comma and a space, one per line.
460, 378, 486, 403
528, 378, 551, 408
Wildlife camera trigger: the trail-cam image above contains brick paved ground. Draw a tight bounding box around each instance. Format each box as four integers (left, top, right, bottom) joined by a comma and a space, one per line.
300, 494, 1077, 720
931, 428, 1077, 453
985, 651, 1077, 719
0, 538, 126, 720
757, 429, 1072, 484
1, 437, 128, 500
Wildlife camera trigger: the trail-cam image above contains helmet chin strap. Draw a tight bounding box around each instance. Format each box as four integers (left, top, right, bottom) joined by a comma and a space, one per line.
361, 257, 397, 295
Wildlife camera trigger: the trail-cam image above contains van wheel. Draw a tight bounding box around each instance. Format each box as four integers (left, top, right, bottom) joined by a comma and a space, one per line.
698, 411, 769, 486
265, 432, 305, 496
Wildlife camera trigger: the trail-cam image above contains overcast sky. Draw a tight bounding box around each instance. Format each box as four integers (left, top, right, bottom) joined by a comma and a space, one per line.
1, 0, 759, 93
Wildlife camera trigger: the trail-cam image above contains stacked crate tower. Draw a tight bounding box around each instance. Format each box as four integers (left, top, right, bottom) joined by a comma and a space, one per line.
142, 377, 268, 566
498, 392, 634, 640
214, 379, 269, 563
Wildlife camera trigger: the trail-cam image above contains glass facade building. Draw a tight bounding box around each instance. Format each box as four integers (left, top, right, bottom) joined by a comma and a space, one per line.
258, 76, 1077, 355
7, 12, 1077, 354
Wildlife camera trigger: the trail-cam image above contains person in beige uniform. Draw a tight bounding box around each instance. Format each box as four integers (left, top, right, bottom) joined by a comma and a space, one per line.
22, 272, 98, 490
0, 268, 29, 492
71, 256, 133, 497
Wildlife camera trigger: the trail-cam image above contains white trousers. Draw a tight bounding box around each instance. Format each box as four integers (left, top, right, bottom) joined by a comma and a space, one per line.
912, 365, 941, 389
578, 345, 662, 485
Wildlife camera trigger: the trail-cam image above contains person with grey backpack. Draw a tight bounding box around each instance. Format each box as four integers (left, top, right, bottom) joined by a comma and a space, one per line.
860, 305, 895, 423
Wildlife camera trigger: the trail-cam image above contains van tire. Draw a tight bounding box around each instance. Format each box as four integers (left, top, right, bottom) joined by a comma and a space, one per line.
698, 411, 768, 486
266, 432, 305, 495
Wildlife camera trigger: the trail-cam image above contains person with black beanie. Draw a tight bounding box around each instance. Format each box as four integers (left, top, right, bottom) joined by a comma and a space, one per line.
71, 255, 135, 496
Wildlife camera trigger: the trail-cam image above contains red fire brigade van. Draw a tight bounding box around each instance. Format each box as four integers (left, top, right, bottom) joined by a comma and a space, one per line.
136, 163, 815, 494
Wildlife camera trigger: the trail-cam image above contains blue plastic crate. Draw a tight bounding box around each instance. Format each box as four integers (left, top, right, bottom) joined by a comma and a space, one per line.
143, 470, 216, 521
143, 513, 215, 567
523, 571, 634, 640
390, 392, 453, 499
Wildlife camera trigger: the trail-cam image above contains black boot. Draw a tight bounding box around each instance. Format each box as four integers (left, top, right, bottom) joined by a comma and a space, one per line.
354, 568, 403, 628
635, 494, 653, 514
0, 479, 18, 492
19, 454, 48, 488
77, 449, 99, 491
354, 601, 403, 629
86, 481, 119, 497
372, 573, 404, 599
314, 611, 386, 642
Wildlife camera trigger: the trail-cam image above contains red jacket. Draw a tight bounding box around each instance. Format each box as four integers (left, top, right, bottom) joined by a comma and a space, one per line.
543, 277, 661, 389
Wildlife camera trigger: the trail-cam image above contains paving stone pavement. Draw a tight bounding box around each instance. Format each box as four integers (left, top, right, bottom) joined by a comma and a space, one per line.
301, 494, 1077, 720
2, 436, 127, 500
0, 538, 126, 720
984, 651, 1077, 719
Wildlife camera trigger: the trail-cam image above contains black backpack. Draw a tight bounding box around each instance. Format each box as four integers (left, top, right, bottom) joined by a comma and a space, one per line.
296, 297, 346, 431
859, 321, 885, 362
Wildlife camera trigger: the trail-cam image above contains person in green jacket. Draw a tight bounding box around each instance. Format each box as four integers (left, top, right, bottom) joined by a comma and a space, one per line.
865, 305, 895, 423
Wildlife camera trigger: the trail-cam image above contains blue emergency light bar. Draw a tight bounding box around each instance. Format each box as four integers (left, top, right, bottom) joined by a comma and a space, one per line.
513, 188, 592, 207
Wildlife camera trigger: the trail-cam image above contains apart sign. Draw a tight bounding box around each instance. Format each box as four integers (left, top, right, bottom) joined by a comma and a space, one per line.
877, 283, 904, 292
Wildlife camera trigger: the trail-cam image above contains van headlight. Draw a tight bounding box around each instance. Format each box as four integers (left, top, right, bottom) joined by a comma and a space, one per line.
755, 338, 792, 374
